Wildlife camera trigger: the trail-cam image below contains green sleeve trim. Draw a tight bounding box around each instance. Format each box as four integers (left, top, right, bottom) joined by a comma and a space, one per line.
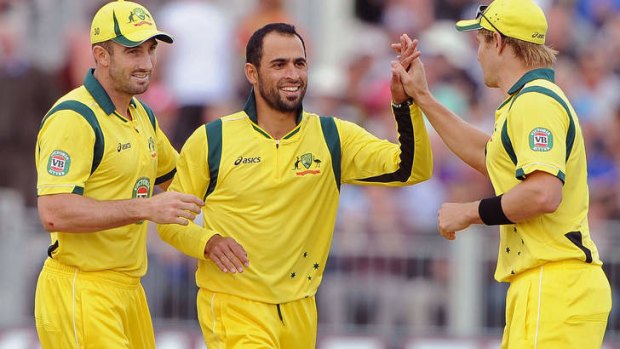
557, 170, 566, 183
515, 167, 565, 183
319, 117, 341, 191
42, 101, 104, 175
515, 168, 525, 180
72, 186, 84, 195
205, 119, 223, 199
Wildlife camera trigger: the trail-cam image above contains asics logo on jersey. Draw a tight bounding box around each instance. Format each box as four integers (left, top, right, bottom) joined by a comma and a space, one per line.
234, 156, 261, 165
117, 142, 132, 152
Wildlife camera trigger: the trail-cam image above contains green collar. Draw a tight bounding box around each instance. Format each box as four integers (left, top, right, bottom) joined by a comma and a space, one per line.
243, 88, 303, 125
83, 68, 136, 115
507, 68, 555, 95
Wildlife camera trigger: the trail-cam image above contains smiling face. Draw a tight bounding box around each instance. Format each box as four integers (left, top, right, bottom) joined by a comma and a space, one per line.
105, 38, 158, 96
247, 32, 308, 114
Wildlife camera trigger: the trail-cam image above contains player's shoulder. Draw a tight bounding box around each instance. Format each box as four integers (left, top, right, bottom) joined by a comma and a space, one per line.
219, 110, 250, 124
519, 79, 568, 102
41, 86, 98, 128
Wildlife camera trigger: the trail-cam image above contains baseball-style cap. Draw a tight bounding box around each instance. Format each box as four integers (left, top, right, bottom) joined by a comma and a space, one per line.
90, 0, 173, 47
455, 0, 547, 44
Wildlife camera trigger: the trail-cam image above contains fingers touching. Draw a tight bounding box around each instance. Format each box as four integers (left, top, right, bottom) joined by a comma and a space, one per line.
205, 235, 250, 273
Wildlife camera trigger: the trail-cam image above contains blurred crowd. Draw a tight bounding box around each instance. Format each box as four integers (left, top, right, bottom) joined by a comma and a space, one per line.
1, 0, 620, 335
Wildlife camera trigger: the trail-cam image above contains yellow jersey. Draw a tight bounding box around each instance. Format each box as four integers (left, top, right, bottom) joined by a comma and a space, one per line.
158, 93, 432, 304
486, 68, 601, 282
35, 69, 178, 277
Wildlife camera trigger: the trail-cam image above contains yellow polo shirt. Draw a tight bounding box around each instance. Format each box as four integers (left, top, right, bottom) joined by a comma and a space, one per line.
35, 69, 177, 277
486, 68, 601, 282
158, 93, 432, 304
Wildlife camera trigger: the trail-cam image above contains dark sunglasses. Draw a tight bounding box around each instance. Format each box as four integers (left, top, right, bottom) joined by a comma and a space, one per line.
476, 5, 506, 37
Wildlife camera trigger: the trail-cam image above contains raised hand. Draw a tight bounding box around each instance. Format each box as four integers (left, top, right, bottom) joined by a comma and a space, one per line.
204, 235, 250, 273
146, 191, 204, 225
390, 34, 431, 102
390, 34, 420, 103
391, 34, 419, 71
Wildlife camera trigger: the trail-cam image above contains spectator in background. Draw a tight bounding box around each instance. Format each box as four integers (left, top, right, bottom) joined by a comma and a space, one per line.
158, 0, 234, 149
235, 0, 293, 48
0, 4, 61, 207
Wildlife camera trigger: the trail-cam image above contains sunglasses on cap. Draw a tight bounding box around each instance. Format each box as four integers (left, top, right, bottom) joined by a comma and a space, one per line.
476, 5, 506, 37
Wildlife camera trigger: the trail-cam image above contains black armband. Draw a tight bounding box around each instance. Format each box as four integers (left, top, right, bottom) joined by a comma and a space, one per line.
478, 194, 514, 225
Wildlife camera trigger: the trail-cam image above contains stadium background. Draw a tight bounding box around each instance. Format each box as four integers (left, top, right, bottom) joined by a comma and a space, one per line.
0, 0, 619, 348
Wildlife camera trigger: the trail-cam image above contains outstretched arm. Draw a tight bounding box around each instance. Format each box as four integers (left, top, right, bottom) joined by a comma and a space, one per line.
392, 34, 490, 176
38, 188, 204, 233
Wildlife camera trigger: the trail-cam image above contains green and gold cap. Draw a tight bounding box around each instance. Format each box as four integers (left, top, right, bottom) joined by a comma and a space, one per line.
90, 0, 173, 47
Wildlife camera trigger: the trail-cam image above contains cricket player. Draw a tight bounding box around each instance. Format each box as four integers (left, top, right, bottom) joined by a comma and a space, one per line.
34, 1, 203, 347
392, 0, 612, 347
158, 22, 433, 348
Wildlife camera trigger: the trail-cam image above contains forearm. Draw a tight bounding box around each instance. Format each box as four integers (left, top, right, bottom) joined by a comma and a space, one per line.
157, 221, 216, 260
415, 92, 489, 175
406, 103, 433, 183
38, 194, 150, 233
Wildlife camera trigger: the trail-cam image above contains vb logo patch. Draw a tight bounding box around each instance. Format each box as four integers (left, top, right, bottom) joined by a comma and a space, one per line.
132, 177, 151, 199
529, 127, 553, 152
47, 150, 71, 176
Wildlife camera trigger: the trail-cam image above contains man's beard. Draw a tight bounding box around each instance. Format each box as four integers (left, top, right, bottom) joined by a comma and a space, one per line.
109, 64, 150, 96
257, 78, 306, 113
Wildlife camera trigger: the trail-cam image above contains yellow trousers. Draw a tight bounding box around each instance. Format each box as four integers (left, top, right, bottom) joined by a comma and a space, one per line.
198, 288, 317, 348
502, 260, 611, 349
34, 258, 155, 349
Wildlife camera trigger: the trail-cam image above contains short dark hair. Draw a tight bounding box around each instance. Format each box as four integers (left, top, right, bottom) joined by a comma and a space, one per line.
245, 23, 306, 67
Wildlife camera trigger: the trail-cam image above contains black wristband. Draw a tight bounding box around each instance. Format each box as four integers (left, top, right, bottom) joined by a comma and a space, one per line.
391, 98, 413, 109
478, 194, 514, 225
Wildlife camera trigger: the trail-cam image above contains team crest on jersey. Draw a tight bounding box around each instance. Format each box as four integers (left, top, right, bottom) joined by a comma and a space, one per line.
148, 137, 157, 158
292, 153, 321, 176
47, 150, 71, 176
132, 177, 151, 199
529, 127, 553, 152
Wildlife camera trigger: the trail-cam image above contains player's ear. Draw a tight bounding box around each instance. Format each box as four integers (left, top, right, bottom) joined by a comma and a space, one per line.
92, 44, 111, 67
494, 32, 505, 51
244, 63, 258, 85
